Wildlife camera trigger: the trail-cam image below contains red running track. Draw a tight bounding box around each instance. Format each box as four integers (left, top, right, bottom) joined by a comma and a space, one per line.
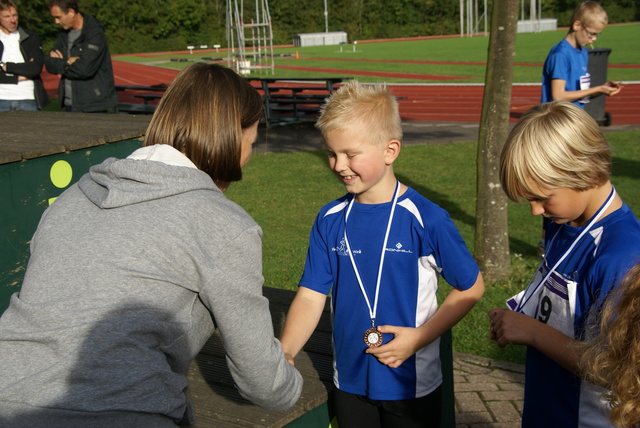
42, 60, 640, 125
391, 84, 640, 124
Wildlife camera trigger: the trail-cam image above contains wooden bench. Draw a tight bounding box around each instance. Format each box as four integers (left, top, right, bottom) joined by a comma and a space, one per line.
134, 93, 164, 104
187, 287, 332, 427
116, 103, 157, 114
186, 286, 455, 427
115, 84, 169, 92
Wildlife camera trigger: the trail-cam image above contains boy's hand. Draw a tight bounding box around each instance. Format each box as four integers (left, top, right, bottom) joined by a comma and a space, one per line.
488, 308, 584, 374
601, 81, 622, 96
488, 308, 539, 348
365, 325, 423, 368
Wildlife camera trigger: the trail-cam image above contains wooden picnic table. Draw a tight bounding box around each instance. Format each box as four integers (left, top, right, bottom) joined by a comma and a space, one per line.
251, 77, 350, 124
114, 78, 351, 123
116, 84, 168, 114
134, 93, 164, 105
252, 77, 348, 95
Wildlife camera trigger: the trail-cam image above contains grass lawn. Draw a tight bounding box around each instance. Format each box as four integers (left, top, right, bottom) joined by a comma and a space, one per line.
115, 23, 640, 84
226, 130, 640, 365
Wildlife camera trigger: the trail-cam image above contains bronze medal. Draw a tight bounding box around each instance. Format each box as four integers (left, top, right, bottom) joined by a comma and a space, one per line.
363, 327, 383, 347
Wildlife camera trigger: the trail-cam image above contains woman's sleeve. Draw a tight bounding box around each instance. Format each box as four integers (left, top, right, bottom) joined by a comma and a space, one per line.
199, 225, 303, 411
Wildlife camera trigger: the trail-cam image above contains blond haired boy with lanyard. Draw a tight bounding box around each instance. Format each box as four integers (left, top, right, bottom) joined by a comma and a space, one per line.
489, 101, 640, 427
281, 81, 484, 427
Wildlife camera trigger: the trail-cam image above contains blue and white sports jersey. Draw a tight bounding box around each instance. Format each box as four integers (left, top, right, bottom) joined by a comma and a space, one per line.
541, 39, 590, 107
522, 204, 640, 428
299, 187, 479, 400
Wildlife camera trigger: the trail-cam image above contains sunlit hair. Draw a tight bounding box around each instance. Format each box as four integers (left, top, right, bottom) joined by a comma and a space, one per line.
581, 262, 640, 427
0, 0, 17, 12
144, 63, 263, 184
499, 101, 611, 202
570, 1, 608, 31
48, 0, 79, 13
315, 80, 402, 147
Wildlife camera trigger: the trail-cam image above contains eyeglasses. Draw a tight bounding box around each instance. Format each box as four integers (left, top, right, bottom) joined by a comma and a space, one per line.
583, 28, 600, 39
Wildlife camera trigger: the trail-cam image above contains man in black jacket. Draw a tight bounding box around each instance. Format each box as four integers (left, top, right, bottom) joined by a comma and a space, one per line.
0, 0, 49, 111
44, 0, 117, 112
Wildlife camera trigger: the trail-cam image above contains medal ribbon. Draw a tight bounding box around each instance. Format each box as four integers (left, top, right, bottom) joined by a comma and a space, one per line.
515, 186, 617, 313
344, 181, 400, 327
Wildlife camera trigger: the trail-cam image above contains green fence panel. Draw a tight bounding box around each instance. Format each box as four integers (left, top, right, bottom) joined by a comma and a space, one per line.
0, 139, 142, 314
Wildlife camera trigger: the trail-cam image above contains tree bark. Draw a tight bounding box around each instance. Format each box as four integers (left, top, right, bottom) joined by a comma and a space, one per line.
474, 0, 519, 283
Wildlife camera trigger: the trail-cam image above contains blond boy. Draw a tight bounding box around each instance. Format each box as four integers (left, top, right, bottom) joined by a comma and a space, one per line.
489, 101, 640, 427
541, 1, 621, 107
281, 81, 484, 427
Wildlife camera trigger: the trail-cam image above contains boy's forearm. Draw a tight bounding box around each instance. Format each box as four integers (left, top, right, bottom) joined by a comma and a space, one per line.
551, 80, 612, 103
489, 308, 584, 375
418, 273, 485, 347
281, 287, 327, 360
529, 322, 584, 376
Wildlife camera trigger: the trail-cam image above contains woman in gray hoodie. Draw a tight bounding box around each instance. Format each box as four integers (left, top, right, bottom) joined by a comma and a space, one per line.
0, 63, 303, 427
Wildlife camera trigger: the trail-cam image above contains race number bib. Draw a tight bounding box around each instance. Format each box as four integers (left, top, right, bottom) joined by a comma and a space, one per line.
507, 259, 577, 337
579, 73, 591, 104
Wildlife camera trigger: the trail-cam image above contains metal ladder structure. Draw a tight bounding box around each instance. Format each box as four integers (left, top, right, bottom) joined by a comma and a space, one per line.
226, 0, 275, 75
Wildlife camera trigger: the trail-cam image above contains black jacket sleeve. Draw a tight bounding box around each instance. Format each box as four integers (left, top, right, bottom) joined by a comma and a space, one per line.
4, 32, 45, 80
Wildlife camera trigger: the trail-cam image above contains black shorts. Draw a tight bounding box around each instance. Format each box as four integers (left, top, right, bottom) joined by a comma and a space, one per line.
332, 385, 442, 428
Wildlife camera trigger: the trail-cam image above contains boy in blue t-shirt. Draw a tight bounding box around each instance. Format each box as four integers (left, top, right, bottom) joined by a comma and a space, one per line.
280, 80, 484, 427
489, 101, 640, 427
541, 1, 621, 107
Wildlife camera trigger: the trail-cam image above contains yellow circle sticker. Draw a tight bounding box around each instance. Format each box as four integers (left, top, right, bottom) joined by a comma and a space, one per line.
50, 160, 73, 189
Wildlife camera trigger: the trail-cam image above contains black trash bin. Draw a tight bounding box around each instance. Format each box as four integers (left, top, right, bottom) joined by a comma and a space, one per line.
585, 47, 612, 126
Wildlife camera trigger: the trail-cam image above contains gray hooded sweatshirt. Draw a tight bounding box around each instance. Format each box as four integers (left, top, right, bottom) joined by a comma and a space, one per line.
0, 145, 302, 427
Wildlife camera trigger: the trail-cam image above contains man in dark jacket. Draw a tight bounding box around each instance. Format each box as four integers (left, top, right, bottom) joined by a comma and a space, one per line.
0, 0, 49, 111
44, 0, 117, 112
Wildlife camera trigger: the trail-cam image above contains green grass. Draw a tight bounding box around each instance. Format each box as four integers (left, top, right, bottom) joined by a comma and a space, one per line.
114, 23, 640, 84
226, 130, 640, 365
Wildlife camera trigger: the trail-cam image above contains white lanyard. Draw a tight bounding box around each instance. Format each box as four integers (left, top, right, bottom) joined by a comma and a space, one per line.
516, 187, 617, 313
343, 181, 400, 327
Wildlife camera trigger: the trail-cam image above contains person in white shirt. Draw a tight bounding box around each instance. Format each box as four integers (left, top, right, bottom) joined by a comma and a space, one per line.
0, 0, 49, 111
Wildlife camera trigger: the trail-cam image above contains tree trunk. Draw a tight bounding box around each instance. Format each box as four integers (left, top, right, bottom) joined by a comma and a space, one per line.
474, 0, 519, 283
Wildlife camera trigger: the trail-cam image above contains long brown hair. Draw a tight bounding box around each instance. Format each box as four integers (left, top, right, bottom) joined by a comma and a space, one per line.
144, 63, 263, 183
582, 262, 640, 427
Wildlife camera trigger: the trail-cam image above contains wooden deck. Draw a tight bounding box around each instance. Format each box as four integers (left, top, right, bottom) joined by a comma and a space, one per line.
0, 111, 151, 165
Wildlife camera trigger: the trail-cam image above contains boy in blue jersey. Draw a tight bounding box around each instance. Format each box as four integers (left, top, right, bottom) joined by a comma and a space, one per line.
280, 80, 485, 428
489, 101, 640, 428
541, 1, 621, 107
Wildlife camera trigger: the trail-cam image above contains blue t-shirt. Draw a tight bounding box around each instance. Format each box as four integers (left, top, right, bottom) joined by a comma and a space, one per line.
541, 38, 590, 107
522, 204, 640, 427
299, 187, 479, 400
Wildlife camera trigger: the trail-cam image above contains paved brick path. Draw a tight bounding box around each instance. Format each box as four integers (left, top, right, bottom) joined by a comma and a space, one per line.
453, 353, 525, 428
